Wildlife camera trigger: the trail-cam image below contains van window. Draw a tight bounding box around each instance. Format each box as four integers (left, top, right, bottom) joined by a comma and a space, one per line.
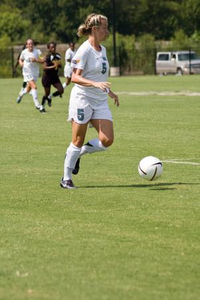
178, 53, 197, 61
158, 54, 170, 61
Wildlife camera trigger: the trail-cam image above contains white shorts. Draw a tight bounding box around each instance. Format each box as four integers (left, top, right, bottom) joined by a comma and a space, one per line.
68, 88, 113, 124
23, 73, 38, 83
64, 66, 72, 78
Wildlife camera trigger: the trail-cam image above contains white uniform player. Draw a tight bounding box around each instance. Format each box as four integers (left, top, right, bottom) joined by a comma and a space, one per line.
68, 40, 112, 124
17, 39, 45, 113
20, 48, 42, 82
63, 43, 76, 89
64, 48, 75, 78
60, 13, 119, 189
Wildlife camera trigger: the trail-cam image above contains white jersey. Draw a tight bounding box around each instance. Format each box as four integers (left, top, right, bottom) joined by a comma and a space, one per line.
20, 48, 42, 79
71, 40, 109, 101
65, 48, 75, 68
64, 48, 75, 78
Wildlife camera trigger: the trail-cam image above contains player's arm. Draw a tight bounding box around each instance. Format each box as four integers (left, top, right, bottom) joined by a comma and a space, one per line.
43, 61, 57, 70
106, 89, 119, 107
71, 68, 111, 91
31, 55, 45, 63
19, 58, 24, 67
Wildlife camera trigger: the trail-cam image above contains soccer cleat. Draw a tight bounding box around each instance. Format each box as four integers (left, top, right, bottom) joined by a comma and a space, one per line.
60, 178, 77, 189
16, 95, 22, 103
39, 107, 46, 113
72, 158, 80, 175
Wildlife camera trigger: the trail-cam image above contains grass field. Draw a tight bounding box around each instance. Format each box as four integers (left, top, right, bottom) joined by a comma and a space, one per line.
0, 75, 200, 300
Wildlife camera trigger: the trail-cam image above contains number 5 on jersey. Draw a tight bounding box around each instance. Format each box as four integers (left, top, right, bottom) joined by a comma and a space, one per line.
77, 108, 84, 121
101, 62, 107, 74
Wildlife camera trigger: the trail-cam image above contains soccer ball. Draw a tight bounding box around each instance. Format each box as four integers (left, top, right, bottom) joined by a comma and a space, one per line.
138, 156, 163, 181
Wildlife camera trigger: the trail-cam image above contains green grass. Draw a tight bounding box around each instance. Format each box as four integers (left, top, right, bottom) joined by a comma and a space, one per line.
0, 75, 200, 300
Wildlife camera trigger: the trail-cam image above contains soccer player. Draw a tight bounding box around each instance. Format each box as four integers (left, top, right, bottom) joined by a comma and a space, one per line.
41, 42, 64, 108
60, 13, 119, 189
63, 42, 76, 89
17, 39, 45, 113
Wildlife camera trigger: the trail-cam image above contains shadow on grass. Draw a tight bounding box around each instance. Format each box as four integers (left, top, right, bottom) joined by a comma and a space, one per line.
80, 182, 200, 190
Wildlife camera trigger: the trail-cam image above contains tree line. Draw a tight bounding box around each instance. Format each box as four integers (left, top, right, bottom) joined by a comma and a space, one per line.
1, 0, 200, 48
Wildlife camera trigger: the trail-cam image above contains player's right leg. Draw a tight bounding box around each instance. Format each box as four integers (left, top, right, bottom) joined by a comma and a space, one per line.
16, 81, 28, 103
61, 121, 88, 189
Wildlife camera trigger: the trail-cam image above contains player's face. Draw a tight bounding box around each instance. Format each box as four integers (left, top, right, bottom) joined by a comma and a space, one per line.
70, 43, 75, 50
26, 40, 34, 52
96, 19, 109, 41
49, 44, 56, 54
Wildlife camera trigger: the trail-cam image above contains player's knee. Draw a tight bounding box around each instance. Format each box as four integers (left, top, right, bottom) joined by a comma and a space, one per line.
72, 137, 84, 148
59, 87, 64, 94
101, 137, 114, 148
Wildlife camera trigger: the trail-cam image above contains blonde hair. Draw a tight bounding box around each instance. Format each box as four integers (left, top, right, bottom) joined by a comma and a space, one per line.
77, 13, 107, 37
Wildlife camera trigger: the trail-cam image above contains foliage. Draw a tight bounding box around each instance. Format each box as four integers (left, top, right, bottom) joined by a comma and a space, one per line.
0, 35, 11, 49
1, 0, 200, 44
170, 30, 191, 50
136, 34, 156, 74
0, 4, 31, 43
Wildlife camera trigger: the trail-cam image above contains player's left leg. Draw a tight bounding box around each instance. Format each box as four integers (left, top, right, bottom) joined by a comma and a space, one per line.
42, 87, 51, 107
72, 119, 114, 175
49, 82, 64, 100
80, 119, 113, 155
29, 80, 45, 113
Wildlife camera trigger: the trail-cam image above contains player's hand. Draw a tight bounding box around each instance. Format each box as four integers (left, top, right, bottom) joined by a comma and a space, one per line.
94, 81, 111, 91
31, 57, 37, 62
108, 90, 119, 106
53, 61, 59, 70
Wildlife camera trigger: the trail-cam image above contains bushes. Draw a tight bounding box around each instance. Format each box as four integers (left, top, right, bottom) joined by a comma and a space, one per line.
0, 48, 13, 78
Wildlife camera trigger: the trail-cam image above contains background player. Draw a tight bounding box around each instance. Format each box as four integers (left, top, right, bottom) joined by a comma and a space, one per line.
63, 42, 76, 89
17, 39, 45, 113
41, 42, 64, 108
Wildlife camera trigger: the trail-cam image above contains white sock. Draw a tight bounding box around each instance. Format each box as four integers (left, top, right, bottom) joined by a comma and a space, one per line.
31, 89, 40, 108
39, 105, 44, 111
20, 88, 28, 97
64, 143, 81, 180
80, 138, 107, 156
20, 87, 24, 94
62, 82, 67, 89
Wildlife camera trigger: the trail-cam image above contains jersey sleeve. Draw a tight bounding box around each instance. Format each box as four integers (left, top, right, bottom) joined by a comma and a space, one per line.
19, 50, 25, 61
71, 45, 89, 70
37, 49, 43, 59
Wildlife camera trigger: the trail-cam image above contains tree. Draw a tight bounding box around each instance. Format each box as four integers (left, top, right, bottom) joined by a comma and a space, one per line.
0, 5, 30, 42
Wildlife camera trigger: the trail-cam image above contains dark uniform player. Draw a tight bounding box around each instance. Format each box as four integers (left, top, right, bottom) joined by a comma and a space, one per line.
42, 42, 64, 107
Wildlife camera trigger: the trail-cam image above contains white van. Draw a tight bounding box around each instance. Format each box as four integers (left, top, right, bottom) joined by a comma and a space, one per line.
156, 51, 200, 75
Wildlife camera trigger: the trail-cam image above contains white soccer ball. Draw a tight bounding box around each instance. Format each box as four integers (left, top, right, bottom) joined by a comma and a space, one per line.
138, 156, 163, 181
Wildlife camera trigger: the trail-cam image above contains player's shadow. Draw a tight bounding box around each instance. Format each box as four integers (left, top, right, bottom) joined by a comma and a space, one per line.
81, 182, 199, 190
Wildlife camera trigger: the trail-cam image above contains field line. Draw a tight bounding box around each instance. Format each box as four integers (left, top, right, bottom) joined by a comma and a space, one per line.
162, 160, 200, 166
117, 91, 200, 96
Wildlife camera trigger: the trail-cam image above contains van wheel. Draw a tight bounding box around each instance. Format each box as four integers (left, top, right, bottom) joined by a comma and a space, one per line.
176, 68, 183, 75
